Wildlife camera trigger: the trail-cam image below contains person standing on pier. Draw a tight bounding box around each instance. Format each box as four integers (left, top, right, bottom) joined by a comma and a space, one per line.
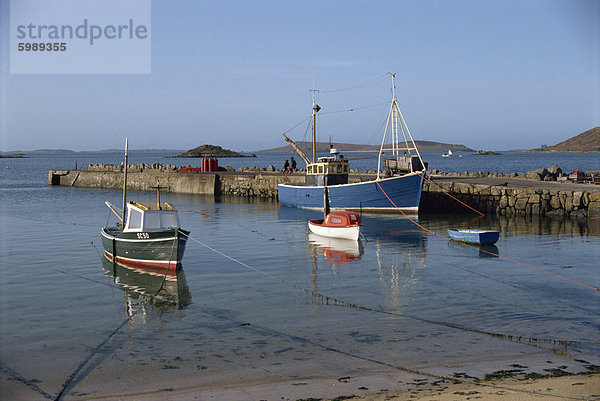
290, 156, 297, 171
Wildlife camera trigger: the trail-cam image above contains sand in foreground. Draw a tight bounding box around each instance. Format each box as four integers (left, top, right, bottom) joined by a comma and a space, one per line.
346, 373, 599, 401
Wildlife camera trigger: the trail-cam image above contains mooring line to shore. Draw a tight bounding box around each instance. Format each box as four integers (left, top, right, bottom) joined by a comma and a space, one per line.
46, 243, 179, 401
440, 258, 600, 318
0, 361, 55, 400
418, 173, 486, 216
198, 307, 597, 401
376, 181, 600, 293
181, 232, 599, 350
53, 308, 143, 401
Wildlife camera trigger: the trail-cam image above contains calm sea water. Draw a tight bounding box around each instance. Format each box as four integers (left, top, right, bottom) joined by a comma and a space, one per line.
1, 152, 599, 400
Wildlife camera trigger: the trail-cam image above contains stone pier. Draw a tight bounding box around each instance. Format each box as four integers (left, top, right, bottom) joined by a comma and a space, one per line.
48, 167, 600, 219
420, 175, 600, 219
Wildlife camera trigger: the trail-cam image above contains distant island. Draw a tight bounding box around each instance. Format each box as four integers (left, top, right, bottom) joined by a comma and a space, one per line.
0, 154, 26, 158
529, 127, 600, 152
475, 150, 502, 155
260, 140, 474, 153
171, 144, 256, 158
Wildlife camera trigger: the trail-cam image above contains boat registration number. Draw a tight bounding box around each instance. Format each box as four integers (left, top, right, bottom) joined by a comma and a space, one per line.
137, 232, 150, 239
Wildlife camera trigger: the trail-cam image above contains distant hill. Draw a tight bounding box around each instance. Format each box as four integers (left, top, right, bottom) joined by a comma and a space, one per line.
261, 141, 474, 153
530, 127, 600, 152
171, 144, 255, 158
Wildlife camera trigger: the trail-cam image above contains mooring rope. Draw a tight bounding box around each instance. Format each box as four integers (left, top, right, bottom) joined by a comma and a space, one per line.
375, 181, 600, 293
53, 309, 142, 401
418, 173, 486, 216
197, 309, 598, 401
179, 232, 598, 349
0, 361, 55, 400
255, 172, 279, 196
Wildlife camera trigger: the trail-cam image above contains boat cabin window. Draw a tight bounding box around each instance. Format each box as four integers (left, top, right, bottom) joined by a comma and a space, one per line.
125, 208, 180, 232
143, 211, 179, 231
329, 216, 343, 224
144, 213, 161, 230
159, 213, 179, 229
336, 164, 342, 173
318, 165, 323, 174
127, 209, 143, 230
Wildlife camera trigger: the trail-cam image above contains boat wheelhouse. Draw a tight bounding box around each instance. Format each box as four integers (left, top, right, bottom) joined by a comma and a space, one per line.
122, 201, 181, 233
305, 153, 349, 186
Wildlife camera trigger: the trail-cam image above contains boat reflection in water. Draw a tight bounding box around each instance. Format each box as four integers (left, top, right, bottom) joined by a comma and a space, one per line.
447, 240, 500, 258
101, 257, 191, 311
308, 233, 364, 264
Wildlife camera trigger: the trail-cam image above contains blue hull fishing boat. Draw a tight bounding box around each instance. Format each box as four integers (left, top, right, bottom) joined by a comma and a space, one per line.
447, 229, 500, 245
279, 174, 424, 212
278, 74, 427, 214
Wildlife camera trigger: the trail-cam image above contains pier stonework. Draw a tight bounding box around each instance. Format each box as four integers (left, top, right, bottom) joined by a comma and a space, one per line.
48, 169, 216, 194
48, 169, 600, 219
420, 176, 600, 219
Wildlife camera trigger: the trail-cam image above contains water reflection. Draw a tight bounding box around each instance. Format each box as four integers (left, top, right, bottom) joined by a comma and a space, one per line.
447, 240, 500, 258
307, 233, 363, 264
361, 215, 427, 247
360, 216, 429, 314
101, 257, 191, 311
420, 214, 600, 238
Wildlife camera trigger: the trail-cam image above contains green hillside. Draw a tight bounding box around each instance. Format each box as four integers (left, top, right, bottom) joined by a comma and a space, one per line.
530, 127, 600, 152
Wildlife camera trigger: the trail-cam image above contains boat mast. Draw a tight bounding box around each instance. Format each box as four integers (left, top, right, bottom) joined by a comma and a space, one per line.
377, 73, 425, 179
121, 138, 128, 230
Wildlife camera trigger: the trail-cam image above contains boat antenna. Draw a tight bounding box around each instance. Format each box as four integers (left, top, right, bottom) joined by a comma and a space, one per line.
150, 182, 168, 210
121, 137, 128, 230
310, 88, 321, 163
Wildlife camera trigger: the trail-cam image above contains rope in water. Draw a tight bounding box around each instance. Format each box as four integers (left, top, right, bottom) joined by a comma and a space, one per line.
197, 309, 598, 401
419, 173, 485, 216
180, 231, 598, 349
375, 181, 600, 293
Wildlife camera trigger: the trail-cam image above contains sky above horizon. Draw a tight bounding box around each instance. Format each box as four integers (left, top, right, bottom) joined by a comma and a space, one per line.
1, 0, 599, 152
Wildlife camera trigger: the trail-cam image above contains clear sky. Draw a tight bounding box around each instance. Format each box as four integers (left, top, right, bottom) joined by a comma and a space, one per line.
1, 0, 598, 152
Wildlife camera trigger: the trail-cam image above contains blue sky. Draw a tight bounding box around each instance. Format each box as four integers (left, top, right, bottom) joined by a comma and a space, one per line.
1, 0, 598, 152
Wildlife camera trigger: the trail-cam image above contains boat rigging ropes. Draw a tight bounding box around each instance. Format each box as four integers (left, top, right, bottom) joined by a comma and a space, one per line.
317, 73, 389, 93
375, 180, 600, 293
179, 231, 599, 350
317, 100, 391, 116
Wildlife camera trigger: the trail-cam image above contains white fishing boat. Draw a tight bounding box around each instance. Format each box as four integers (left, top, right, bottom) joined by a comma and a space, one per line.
442, 149, 453, 157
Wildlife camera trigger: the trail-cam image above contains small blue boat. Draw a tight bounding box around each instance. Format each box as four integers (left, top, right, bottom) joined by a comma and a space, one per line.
447, 229, 499, 245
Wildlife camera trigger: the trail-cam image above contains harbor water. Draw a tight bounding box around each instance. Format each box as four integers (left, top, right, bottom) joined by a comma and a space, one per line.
1, 151, 599, 400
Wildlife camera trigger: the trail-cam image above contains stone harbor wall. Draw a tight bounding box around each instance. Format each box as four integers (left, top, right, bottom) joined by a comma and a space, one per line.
421, 180, 600, 219
48, 169, 216, 194
217, 172, 302, 197
49, 164, 600, 219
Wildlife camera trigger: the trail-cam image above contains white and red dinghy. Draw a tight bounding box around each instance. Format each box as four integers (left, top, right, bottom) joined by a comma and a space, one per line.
308, 211, 362, 241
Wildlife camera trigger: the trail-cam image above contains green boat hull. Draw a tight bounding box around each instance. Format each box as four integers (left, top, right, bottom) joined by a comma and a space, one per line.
101, 227, 190, 272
